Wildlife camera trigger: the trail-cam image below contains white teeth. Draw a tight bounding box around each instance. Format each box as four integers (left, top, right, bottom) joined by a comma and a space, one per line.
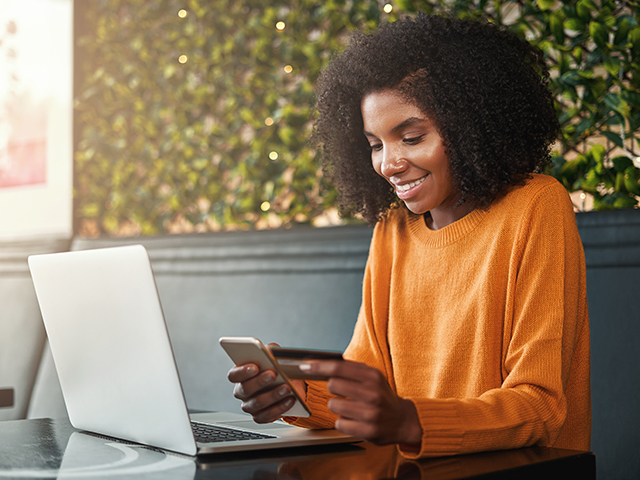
396, 176, 426, 192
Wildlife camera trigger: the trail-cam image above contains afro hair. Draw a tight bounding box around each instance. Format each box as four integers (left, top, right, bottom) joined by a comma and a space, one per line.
313, 13, 560, 224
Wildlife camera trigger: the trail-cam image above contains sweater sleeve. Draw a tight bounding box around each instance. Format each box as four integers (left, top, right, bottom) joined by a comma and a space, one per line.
284, 222, 395, 429
401, 183, 590, 458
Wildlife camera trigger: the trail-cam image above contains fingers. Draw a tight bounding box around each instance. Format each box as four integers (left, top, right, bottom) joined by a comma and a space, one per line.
227, 363, 298, 423
300, 359, 376, 382
329, 397, 378, 422
241, 385, 296, 423
327, 376, 382, 402
227, 363, 259, 383
329, 392, 423, 446
333, 416, 378, 440
300, 360, 421, 445
328, 399, 388, 443
231, 368, 277, 400
251, 398, 294, 423
300, 360, 385, 400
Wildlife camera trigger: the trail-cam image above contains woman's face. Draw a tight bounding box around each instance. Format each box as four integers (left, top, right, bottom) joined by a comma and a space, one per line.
361, 89, 467, 229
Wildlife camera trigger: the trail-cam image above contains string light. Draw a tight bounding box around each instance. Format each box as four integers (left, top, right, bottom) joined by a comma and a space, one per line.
284, 65, 293, 73
276, 21, 285, 31
178, 9, 187, 18
178, 55, 188, 64
265, 117, 274, 126
261, 201, 271, 211
383, 4, 393, 13
269, 151, 279, 160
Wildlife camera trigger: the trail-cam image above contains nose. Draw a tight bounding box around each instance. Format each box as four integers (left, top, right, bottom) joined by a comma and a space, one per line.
379, 147, 408, 178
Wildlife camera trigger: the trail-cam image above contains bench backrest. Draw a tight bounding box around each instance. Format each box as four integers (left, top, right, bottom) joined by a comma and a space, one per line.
3, 210, 639, 480
29, 225, 372, 417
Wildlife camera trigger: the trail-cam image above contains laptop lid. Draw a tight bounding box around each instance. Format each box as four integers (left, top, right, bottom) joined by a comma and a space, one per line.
29, 245, 198, 455
28, 245, 358, 456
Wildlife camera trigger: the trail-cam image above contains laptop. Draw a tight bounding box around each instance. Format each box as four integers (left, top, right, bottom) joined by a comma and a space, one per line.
28, 244, 358, 456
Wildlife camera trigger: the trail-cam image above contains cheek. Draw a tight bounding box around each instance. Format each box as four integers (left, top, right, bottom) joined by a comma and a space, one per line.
429, 148, 452, 178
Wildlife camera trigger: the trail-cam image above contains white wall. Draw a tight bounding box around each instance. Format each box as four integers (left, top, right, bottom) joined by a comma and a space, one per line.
0, 0, 73, 240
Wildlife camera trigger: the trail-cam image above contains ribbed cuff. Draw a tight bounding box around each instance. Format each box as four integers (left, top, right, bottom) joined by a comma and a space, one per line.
283, 381, 337, 429
399, 398, 464, 459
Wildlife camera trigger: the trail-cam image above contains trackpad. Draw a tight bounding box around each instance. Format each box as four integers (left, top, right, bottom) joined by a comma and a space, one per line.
220, 420, 292, 431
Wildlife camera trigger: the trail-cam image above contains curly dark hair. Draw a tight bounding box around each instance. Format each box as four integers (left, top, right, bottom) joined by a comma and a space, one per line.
313, 13, 560, 224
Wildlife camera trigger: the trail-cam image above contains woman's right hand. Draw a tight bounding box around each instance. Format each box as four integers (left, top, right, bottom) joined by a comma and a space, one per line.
227, 362, 307, 424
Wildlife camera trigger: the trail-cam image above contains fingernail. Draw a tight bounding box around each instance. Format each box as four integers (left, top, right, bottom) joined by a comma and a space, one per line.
262, 372, 275, 384
284, 398, 294, 408
246, 365, 258, 375
278, 385, 289, 397
299, 362, 312, 371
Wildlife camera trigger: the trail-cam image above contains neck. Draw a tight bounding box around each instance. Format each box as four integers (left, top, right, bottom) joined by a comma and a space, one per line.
425, 200, 476, 230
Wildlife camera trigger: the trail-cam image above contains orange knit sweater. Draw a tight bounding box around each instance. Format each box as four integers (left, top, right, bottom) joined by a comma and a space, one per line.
289, 174, 591, 458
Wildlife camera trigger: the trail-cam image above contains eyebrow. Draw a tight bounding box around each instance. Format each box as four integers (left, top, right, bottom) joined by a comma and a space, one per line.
363, 116, 426, 137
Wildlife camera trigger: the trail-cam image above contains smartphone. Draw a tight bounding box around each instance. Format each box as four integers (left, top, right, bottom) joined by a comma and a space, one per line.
270, 346, 343, 380
219, 337, 311, 417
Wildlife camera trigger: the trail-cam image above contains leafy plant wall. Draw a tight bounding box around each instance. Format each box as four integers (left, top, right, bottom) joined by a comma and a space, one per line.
75, 0, 640, 236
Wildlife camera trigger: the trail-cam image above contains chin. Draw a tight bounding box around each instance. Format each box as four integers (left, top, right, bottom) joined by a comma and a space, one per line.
405, 204, 430, 215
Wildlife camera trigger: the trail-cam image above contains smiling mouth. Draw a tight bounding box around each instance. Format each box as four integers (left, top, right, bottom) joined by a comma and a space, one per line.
395, 175, 427, 193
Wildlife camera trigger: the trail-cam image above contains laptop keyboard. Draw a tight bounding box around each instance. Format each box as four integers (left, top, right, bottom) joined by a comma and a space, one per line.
191, 421, 276, 443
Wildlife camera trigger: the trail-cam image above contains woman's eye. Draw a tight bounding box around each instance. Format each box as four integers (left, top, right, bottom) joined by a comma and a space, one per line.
369, 144, 383, 152
404, 135, 425, 145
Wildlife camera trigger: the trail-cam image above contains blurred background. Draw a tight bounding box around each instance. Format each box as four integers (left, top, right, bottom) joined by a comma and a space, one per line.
0, 0, 639, 238
1, 5, 639, 479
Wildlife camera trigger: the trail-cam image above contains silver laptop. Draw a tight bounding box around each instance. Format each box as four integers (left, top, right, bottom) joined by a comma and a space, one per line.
28, 245, 357, 456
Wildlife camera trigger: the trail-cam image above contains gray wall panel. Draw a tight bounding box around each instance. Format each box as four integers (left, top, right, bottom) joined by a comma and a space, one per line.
577, 210, 640, 480
0, 237, 70, 421
68, 225, 372, 414
9, 211, 639, 479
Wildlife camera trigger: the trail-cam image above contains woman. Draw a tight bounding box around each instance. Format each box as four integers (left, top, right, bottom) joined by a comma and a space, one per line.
228, 13, 590, 459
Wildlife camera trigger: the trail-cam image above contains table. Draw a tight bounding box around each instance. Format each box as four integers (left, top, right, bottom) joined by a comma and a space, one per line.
0, 417, 595, 479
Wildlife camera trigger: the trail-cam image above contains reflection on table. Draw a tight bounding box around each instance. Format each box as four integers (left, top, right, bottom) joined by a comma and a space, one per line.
0, 417, 595, 479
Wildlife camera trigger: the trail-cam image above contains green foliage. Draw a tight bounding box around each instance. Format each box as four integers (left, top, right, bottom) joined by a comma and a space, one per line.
75, 0, 386, 235
396, 0, 640, 211
75, 0, 640, 236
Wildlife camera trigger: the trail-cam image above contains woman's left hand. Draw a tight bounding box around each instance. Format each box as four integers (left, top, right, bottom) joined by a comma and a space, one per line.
300, 360, 422, 447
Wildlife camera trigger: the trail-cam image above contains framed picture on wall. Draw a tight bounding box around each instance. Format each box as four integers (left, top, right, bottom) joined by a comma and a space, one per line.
0, 0, 73, 240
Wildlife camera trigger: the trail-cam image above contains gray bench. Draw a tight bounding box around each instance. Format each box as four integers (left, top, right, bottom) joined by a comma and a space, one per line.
25, 225, 373, 418
577, 210, 640, 480
1, 211, 639, 479
0, 236, 70, 421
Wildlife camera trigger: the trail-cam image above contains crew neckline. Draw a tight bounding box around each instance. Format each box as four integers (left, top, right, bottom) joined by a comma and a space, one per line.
407, 208, 487, 248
